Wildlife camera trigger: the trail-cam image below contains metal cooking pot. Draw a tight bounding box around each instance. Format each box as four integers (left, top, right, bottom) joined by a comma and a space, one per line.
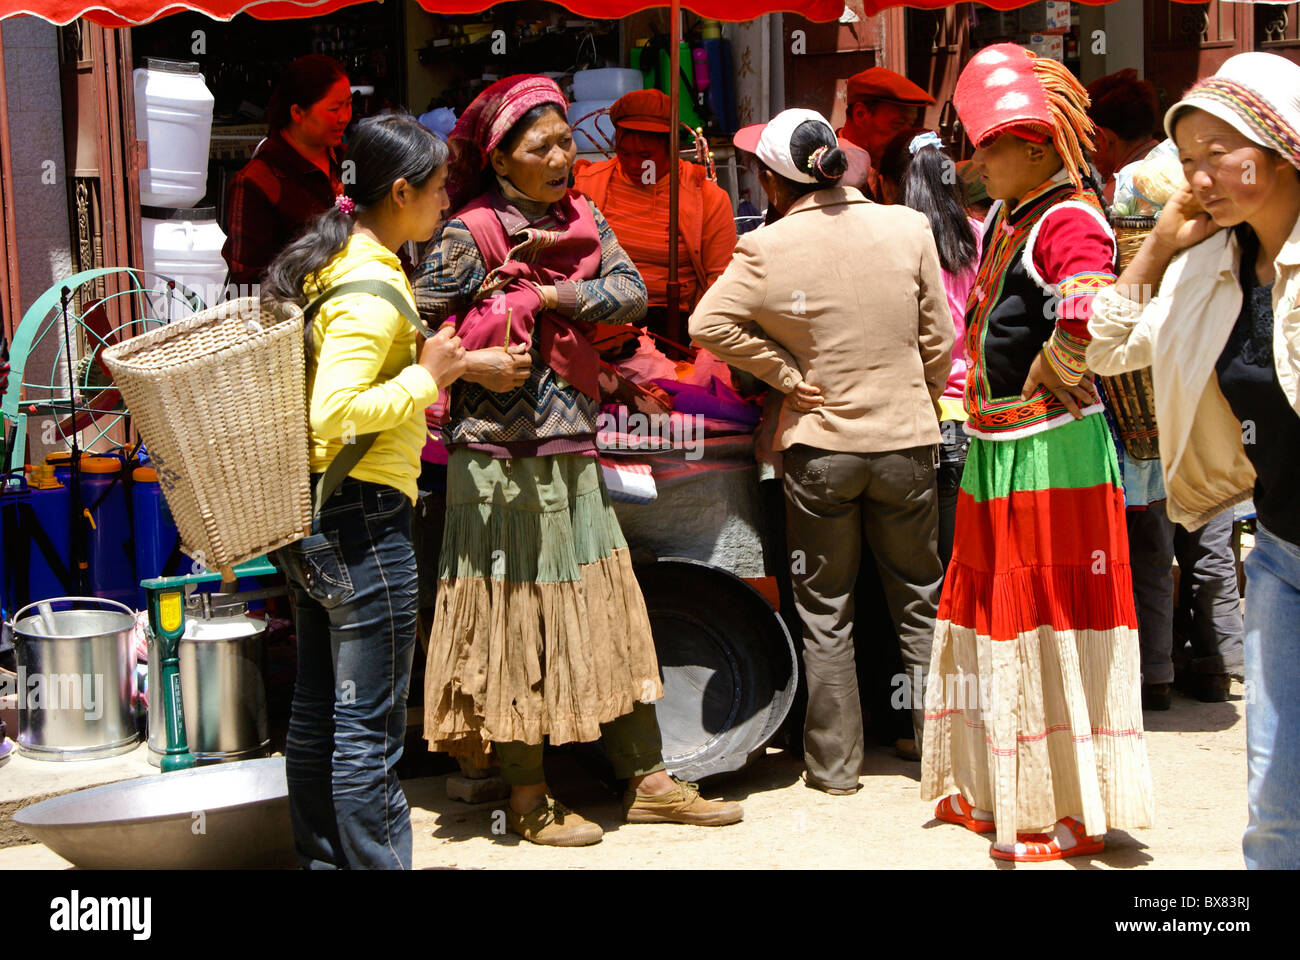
178, 612, 269, 764
13, 756, 296, 869
9, 597, 139, 761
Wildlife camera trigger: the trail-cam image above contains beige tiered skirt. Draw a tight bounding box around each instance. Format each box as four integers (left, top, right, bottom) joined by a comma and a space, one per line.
423, 449, 662, 762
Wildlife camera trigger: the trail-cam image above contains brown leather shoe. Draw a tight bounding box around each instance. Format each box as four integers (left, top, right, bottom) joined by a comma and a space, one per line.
505, 799, 603, 846
624, 779, 743, 826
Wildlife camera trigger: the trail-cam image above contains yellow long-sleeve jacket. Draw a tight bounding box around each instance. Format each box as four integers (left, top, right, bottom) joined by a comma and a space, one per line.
303, 232, 438, 504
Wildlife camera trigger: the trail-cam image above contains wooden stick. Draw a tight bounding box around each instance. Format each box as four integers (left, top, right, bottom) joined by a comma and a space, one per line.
503, 306, 513, 350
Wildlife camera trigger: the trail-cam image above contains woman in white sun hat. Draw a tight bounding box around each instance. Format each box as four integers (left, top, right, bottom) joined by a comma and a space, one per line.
1088, 51, 1300, 869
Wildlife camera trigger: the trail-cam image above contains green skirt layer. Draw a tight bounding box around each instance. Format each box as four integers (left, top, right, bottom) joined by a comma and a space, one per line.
424, 448, 662, 753
439, 449, 627, 583
959, 411, 1122, 502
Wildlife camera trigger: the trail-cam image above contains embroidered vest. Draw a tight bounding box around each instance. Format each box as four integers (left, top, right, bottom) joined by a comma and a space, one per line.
964, 181, 1108, 436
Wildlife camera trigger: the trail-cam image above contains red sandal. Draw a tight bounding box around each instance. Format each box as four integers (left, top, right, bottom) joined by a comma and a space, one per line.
934, 794, 995, 834
989, 817, 1105, 862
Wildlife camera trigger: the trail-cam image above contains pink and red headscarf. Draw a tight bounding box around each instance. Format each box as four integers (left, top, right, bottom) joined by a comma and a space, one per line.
446, 74, 569, 211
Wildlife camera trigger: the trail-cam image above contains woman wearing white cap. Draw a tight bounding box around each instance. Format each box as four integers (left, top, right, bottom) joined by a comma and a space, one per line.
690, 108, 953, 795
1088, 52, 1300, 869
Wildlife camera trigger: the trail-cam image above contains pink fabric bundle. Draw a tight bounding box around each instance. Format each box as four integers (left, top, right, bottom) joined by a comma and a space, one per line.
454, 191, 605, 399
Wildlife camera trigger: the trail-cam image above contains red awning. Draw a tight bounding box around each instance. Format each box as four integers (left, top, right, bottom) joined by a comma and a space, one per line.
859, 0, 1201, 12
2, 0, 846, 28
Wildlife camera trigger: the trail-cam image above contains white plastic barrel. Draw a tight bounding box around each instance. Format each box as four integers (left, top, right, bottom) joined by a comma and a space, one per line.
572, 68, 643, 102
134, 58, 216, 208
142, 206, 229, 313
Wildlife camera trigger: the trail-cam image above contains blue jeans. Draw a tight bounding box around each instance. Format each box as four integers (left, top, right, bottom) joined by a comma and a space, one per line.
279, 478, 418, 870
1242, 522, 1300, 869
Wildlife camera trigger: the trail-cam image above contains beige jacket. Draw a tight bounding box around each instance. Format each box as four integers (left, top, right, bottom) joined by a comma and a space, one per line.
1086, 216, 1300, 529
689, 186, 953, 454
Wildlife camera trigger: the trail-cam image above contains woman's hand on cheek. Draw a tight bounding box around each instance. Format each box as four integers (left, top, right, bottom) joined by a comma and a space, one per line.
1152, 186, 1220, 253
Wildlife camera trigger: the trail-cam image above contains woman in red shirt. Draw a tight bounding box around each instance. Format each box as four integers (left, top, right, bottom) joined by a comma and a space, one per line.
222, 55, 352, 287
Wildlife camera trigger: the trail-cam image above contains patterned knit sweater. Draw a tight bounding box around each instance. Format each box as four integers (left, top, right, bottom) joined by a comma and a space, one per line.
412, 188, 647, 458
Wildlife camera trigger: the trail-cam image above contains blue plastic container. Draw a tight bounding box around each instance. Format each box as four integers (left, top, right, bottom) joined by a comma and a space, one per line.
79, 456, 137, 609
132, 465, 182, 607
1, 483, 74, 607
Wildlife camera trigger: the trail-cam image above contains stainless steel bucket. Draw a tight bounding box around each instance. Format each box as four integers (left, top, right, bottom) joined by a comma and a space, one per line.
9, 597, 140, 762
177, 613, 269, 764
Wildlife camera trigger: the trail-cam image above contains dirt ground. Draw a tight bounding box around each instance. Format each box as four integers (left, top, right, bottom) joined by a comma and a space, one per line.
0, 678, 1247, 870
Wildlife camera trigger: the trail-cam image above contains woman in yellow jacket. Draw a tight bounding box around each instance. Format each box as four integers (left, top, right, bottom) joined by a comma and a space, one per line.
265, 114, 467, 870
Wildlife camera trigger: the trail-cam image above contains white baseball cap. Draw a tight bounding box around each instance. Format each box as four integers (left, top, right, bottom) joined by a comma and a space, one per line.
733, 108, 839, 184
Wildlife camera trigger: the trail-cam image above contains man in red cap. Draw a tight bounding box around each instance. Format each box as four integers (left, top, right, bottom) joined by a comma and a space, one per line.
573, 89, 736, 340
838, 67, 935, 199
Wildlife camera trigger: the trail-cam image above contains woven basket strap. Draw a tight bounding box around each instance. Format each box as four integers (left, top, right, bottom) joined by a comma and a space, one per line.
303, 279, 426, 517
302, 278, 426, 338
312, 434, 378, 518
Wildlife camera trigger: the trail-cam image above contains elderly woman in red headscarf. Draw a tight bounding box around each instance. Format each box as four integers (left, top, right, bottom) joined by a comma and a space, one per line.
572, 89, 737, 340
412, 75, 742, 848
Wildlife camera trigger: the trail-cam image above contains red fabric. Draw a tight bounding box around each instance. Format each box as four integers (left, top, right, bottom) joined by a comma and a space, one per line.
954, 44, 1055, 150
939, 484, 1139, 641
19, 0, 845, 29
859, 0, 1196, 13
453, 189, 605, 400
574, 156, 737, 310
1030, 205, 1116, 335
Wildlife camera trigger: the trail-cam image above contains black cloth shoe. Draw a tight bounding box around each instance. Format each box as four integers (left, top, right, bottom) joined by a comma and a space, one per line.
1142, 683, 1172, 711
1179, 672, 1231, 703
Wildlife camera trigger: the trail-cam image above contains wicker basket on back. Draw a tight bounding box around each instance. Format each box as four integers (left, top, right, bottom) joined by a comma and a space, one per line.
1099, 215, 1160, 460
103, 297, 312, 575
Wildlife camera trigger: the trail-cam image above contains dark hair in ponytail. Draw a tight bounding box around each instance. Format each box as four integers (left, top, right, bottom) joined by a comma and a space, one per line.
265, 112, 448, 304
880, 127, 977, 276
266, 55, 349, 136
761, 118, 847, 200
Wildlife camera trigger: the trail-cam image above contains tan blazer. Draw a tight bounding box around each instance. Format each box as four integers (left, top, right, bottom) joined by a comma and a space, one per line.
689, 186, 954, 454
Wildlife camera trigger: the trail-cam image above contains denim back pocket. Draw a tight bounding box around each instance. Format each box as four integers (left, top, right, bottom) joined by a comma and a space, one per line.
285, 530, 355, 609
365, 484, 411, 521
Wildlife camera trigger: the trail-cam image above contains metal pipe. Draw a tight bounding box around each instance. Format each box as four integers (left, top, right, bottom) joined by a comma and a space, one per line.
59, 286, 87, 594
0, 22, 23, 338
666, 0, 682, 346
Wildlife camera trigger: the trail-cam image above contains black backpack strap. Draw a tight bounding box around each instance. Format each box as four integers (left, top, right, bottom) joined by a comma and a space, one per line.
301, 279, 428, 517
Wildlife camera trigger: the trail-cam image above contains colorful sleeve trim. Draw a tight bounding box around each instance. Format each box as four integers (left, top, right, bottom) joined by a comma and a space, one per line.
1057, 269, 1115, 322
1043, 327, 1091, 386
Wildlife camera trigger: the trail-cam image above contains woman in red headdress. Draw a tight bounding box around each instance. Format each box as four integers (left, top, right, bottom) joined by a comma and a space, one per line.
921, 45, 1154, 862
412, 76, 743, 847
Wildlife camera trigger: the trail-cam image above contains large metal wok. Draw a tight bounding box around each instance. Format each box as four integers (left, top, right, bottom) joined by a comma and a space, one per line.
13, 756, 296, 869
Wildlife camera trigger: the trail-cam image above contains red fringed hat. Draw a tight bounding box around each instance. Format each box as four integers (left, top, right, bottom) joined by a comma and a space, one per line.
954, 43, 1095, 189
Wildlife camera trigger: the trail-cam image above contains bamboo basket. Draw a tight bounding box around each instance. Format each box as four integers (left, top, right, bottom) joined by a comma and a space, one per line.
103, 297, 313, 575
1099, 216, 1160, 460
